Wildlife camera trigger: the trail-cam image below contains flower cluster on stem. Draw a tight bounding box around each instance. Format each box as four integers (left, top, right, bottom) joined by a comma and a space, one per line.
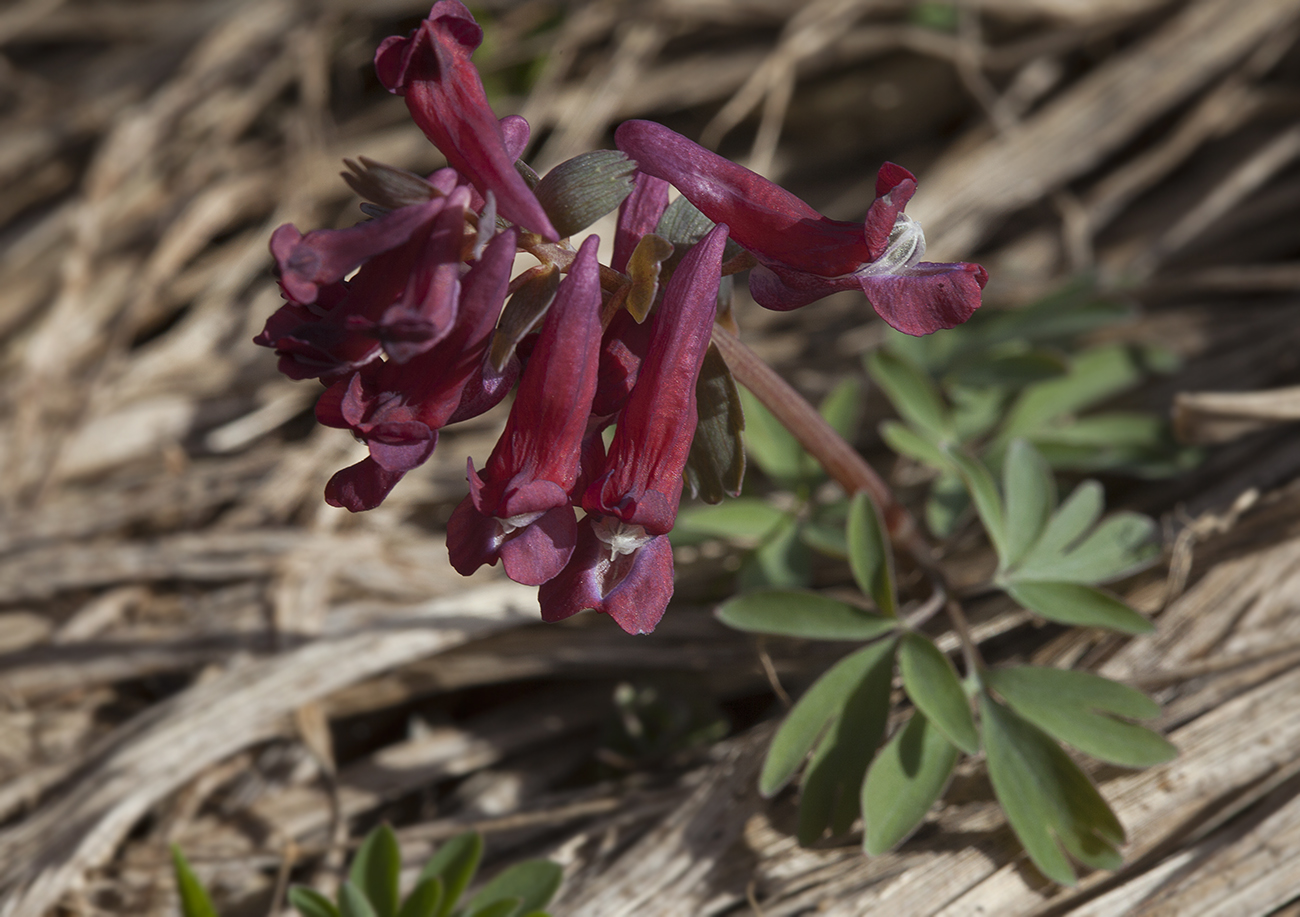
256, 0, 987, 633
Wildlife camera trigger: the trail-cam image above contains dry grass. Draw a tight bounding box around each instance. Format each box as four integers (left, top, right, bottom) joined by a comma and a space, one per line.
3, 0, 1300, 914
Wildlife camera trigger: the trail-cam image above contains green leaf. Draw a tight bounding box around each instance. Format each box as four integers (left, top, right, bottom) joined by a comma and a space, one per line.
417, 832, 483, 917
984, 667, 1176, 768
397, 878, 443, 917
847, 492, 896, 616
674, 498, 787, 541
289, 887, 342, 917
1019, 481, 1103, 567
880, 420, 949, 470
349, 824, 401, 917
898, 633, 978, 754
340, 882, 379, 917
738, 516, 811, 590
820, 378, 863, 443
862, 712, 959, 854
1023, 513, 1158, 583
980, 694, 1125, 885
738, 388, 807, 485
801, 520, 848, 559
463, 861, 562, 917
866, 350, 952, 440
761, 640, 896, 797
685, 343, 746, 503
1000, 344, 1144, 440
1001, 439, 1055, 569
716, 589, 898, 641
171, 846, 219, 917
948, 349, 1067, 390
797, 640, 897, 842
948, 384, 1007, 441
944, 448, 1006, 559
1005, 582, 1152, 634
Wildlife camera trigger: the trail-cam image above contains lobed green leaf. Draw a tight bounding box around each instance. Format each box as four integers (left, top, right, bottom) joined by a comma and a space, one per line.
1000, 344, 1144, 440
980, 694, 1125, 886
761, 639, 896, 797
984, 667, 1176, 768
898, 634, 978, 754
1005, 582, 1152, 634
862, 712, 959, 854
847, 492, 896, 616
716, 589, 897, 641
1019, 513, 1159, 584
1017, 481, 1104, 569
171, 846, 219, 917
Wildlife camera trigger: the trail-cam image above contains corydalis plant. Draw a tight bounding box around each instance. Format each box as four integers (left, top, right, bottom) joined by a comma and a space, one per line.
255, 0, 987, 633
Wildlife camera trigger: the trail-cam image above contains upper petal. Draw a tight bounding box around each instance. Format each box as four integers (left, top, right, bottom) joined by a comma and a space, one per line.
615, 120, 869, 276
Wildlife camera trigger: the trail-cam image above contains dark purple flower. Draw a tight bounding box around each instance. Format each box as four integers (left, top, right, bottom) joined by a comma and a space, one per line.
539, 223, 729, 634
614, 120, 987, 336
319, 228, 517, 511
376, 1, 558, 241
446, 235, 604, 585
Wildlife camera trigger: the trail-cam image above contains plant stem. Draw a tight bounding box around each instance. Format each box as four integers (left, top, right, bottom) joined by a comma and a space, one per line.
711, 325, 932, 566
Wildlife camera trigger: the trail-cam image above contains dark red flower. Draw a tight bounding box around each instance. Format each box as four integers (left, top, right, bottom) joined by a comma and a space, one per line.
539, 223, 729, 634
615, 120, 987, 336
376, 1, 558, 240
446, 235, 604, 585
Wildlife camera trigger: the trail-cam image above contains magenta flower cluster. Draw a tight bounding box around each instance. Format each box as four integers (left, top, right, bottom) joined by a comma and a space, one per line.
255, 1, 987, 634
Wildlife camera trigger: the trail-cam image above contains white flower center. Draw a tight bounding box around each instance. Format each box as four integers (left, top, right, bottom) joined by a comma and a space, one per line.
860, 214, 926, 276
592, 516, 653, 560
497, 510, 545, 535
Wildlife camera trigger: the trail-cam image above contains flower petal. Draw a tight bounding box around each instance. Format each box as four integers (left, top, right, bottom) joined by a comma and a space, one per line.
615, 120, 868, 276
857, 261, 989, 336
376, 1, 557, 239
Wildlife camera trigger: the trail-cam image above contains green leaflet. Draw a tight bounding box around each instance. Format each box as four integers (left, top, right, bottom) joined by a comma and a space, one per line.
1001, 439, 1055, 570
417, 832, 483, 917
1006, 582, 1153, 634
898, 634, 977, 754
339, 883, 379, 917
760, 639, 896, 797
847, 492, 897, 616
171, 846, 219, 917
796, 639, 896, 843
980, 694, 1125, 885
862, 712, 959, 854
716, 589, 897, 641
984, 666, 1176, 767
290, 888, 342, 917
738, 388, 807, 485
674, 498, 787, 543
349, 824, 401, 917
462, 861, 563, 917
866, 350, 953, 441
396, 879, 443, 917
738, 514, 812, 589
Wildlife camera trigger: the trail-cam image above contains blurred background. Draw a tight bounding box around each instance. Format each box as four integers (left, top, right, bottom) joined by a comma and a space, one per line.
4, 0, 1300, 914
